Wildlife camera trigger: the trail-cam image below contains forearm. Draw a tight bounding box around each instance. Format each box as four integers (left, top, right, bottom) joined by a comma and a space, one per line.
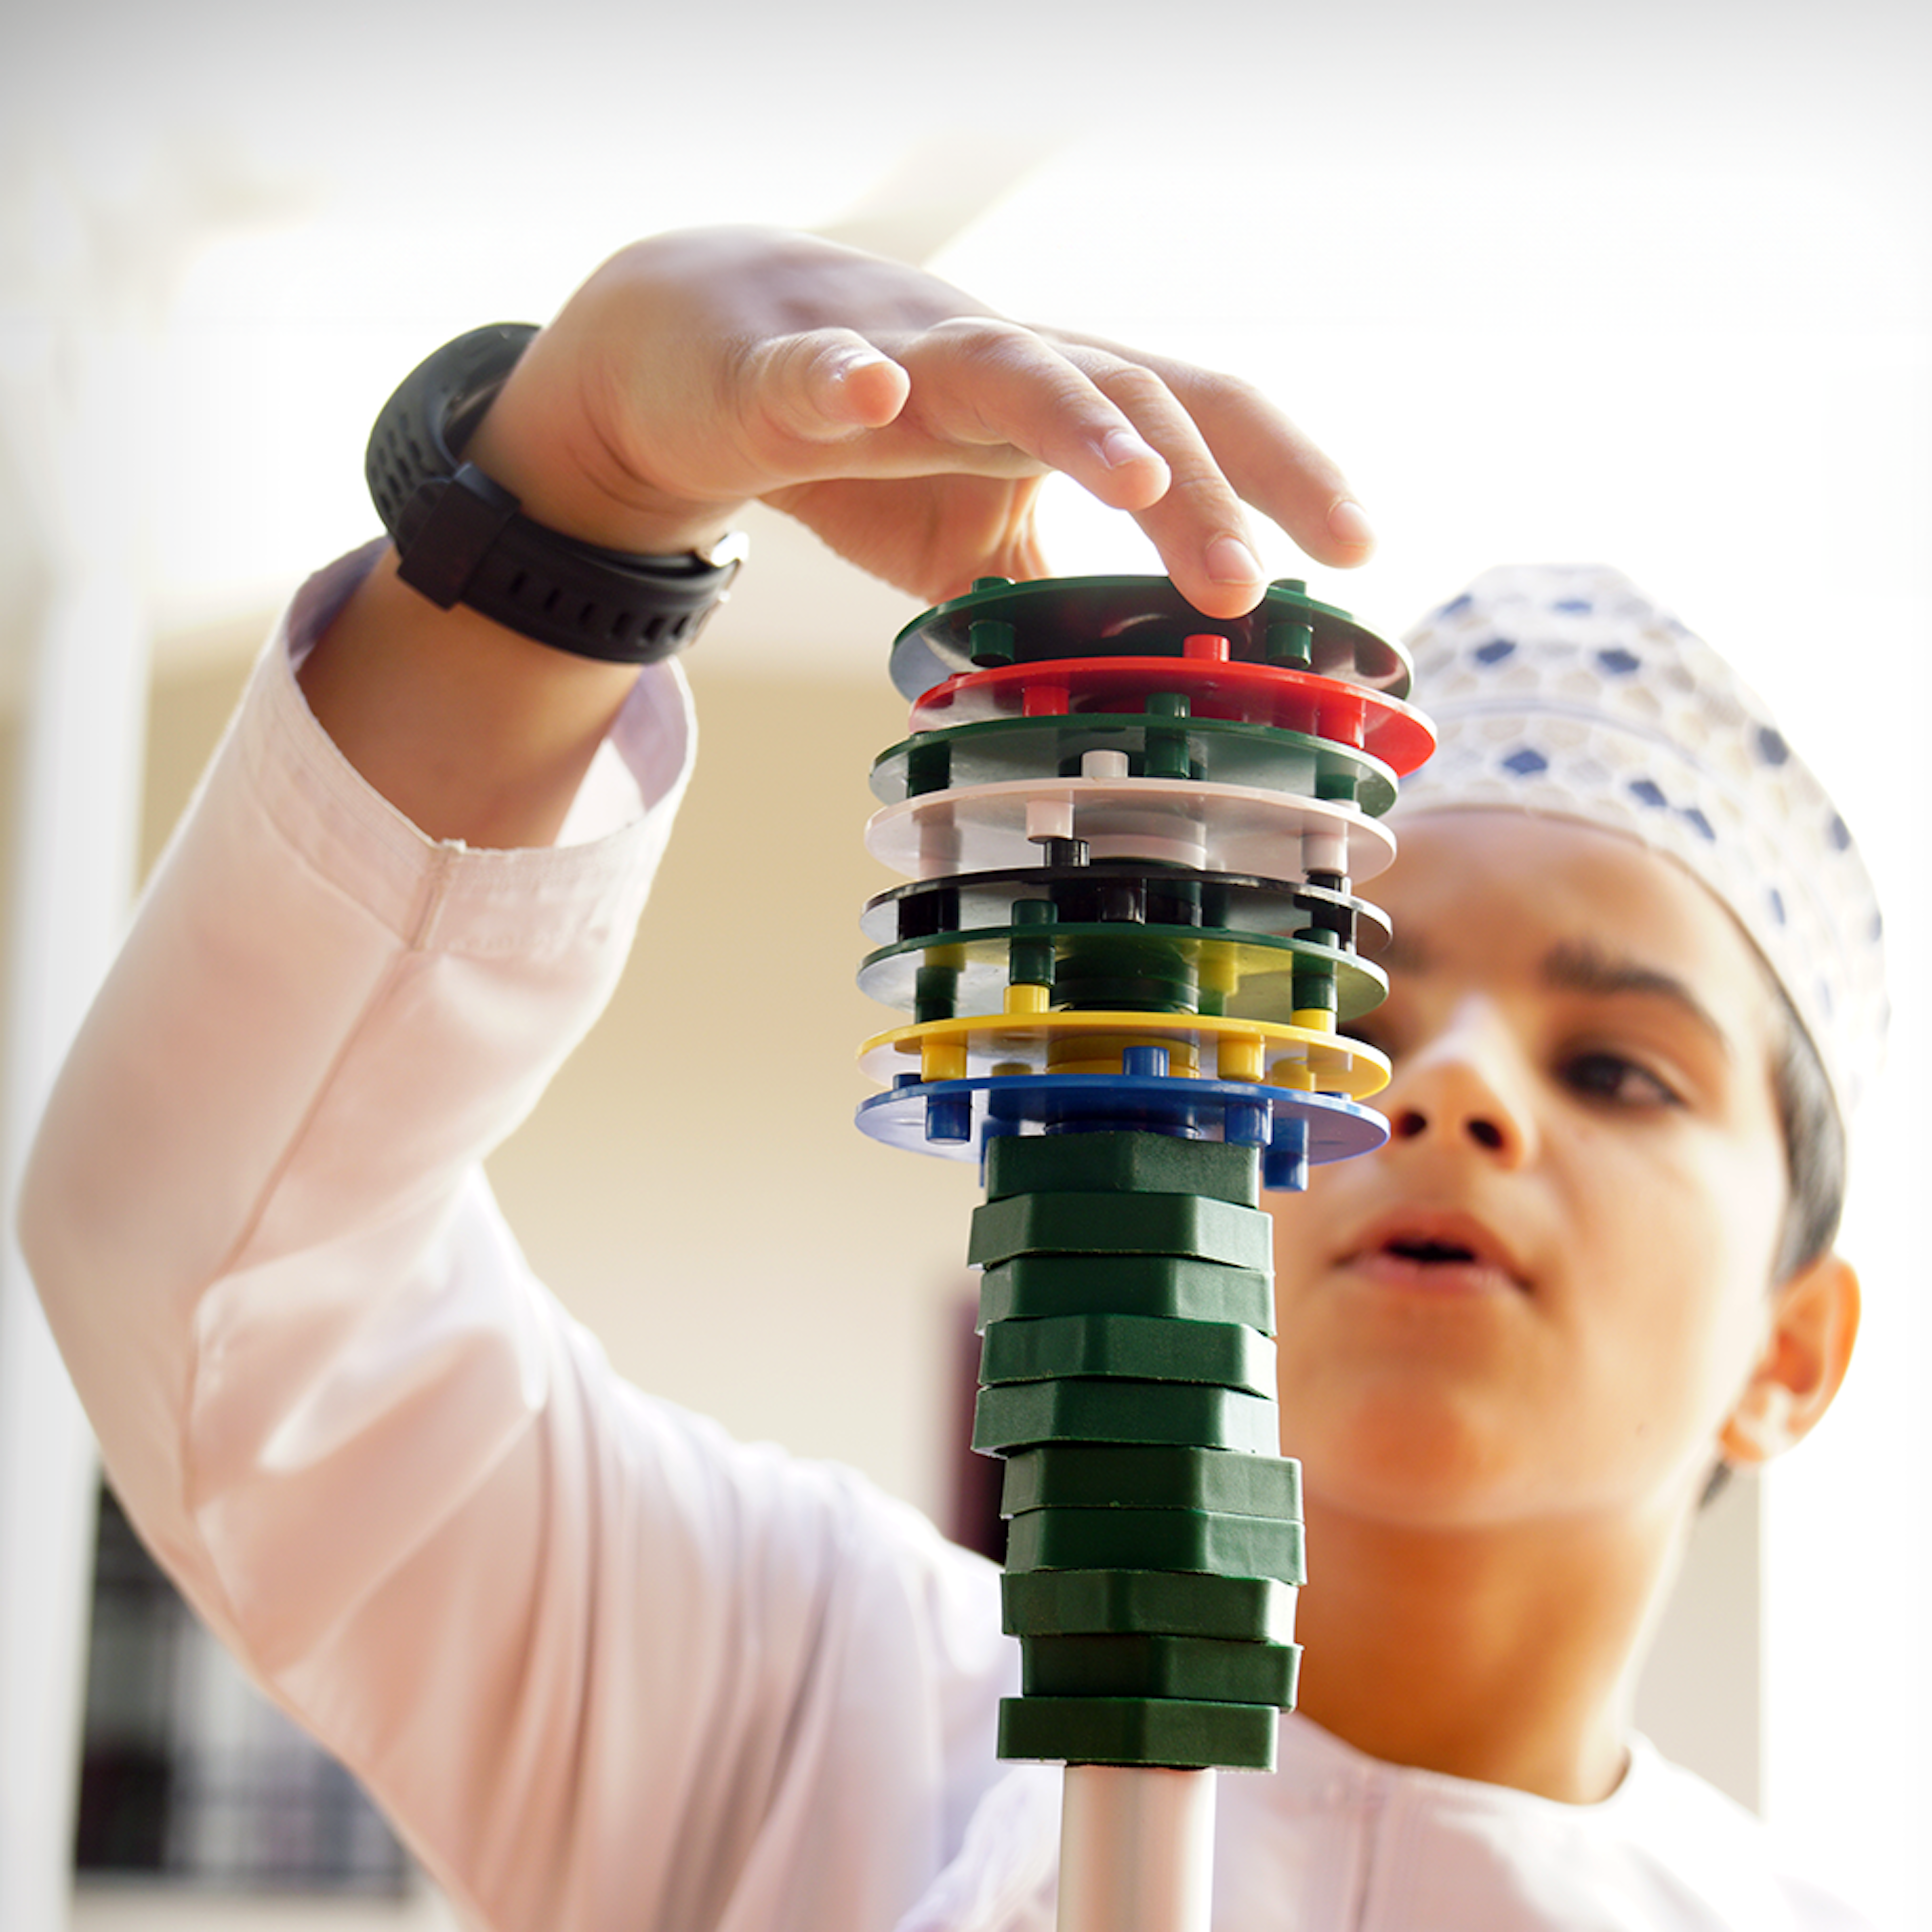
21, 550, 688, 1598
297, 554, 651, 849
296, 338, 731, 850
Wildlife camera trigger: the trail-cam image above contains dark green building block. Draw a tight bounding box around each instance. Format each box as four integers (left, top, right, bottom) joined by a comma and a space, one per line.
978, 1314, 1276, 1394
1001, 1443, 1301, 1520
1002, 1567, 1298, 1645
1003, 1505, 1306, 1584
998, 1694, 1278, 1772
969, 1192, 1272, 1271
979, 1255, 1274, 1333
972, 1378, 1279, 1455
1020, 1632, 1300, 1709
984, 1132, 1261, 1208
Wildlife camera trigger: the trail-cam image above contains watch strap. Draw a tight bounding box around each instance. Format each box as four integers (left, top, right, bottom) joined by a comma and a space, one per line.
366, 324, 743, 664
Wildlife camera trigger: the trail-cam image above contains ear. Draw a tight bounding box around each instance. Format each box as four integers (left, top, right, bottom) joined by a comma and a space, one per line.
1719, 1253, 1861, 1466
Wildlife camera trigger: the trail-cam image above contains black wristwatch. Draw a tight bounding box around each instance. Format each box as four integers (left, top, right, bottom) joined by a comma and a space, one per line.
365, 324, 745, 664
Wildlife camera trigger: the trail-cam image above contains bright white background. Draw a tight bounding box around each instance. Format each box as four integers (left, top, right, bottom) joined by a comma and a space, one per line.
4, 2, 1927, 1925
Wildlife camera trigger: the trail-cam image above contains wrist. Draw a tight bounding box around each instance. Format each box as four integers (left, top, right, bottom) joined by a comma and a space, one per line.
366, 325, 745, 666
462, 341, 744, 556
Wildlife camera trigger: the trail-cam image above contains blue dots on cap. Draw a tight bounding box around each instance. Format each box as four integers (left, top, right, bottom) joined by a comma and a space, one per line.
1398, 562, 1889, 1120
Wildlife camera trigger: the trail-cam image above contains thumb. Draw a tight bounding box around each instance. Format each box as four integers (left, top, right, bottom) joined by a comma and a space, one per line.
743, 329, 911, 446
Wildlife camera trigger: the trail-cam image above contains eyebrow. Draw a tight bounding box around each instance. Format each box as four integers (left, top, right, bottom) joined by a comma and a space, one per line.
1538, 939, 1732, 1057
1380, 930, 1734, 1057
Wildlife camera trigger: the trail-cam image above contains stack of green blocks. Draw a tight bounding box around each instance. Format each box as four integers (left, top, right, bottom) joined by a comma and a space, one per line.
971, 1130, 1304, 1773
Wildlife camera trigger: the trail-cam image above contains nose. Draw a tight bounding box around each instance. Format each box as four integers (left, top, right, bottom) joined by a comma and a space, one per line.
1379, 998, 1538, 1168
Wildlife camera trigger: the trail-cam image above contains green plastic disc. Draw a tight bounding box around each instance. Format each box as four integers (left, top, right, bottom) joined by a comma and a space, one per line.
1020, 1632, 1300, 1709
997, 1693, 1279, 1772
858, 924, 1387, 1025
890, 573, 1412, 702
1000, 1444, 1301, 1519
972, 1378, 1279, 1455
979, 1315, 1276, 1394
1001, 1567, 1299, 1644
979, 1255, 1274, 1333
870, 712, 1398, 817
969, 1191, 1273, 1270
1003, 1505, 1306, 1584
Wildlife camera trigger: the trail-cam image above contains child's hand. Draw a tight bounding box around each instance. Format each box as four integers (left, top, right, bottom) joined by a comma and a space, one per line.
465, 226, 1374, 620
305, 225, 1375, 846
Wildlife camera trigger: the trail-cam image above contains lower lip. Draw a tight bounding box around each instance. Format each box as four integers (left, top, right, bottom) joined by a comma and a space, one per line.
1345, 1251, 1525, 1297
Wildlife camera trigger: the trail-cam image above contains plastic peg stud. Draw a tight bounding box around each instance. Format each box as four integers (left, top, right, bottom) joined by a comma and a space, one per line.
971, 617, 1017, 667
1010, 899, 1059, 990
1029, 794, 1076, 846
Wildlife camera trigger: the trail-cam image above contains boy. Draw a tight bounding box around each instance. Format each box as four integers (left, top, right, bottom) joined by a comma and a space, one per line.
21, 226, 1882, 1928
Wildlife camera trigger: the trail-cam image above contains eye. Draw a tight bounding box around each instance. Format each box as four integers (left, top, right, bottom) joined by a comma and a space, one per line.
1559, 1049, 1681, 1108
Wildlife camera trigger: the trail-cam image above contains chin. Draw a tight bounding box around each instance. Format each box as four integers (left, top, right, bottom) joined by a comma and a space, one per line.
1285, 1388, 1552, 1531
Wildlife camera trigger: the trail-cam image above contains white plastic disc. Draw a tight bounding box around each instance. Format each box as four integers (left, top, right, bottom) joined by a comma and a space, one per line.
864, 777, 1396, 884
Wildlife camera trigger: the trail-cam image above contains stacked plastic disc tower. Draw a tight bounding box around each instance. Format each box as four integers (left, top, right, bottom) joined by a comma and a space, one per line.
855, 575, 1430, 1793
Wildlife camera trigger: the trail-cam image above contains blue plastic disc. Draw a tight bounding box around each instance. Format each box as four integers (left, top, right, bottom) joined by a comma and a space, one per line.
854, 1071, 1386, 1190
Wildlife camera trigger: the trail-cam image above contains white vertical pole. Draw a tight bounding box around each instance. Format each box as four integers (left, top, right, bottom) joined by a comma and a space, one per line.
0, 157, 156, 1925
0, 568, 151, 1929
1057, 1765, 1219, 1932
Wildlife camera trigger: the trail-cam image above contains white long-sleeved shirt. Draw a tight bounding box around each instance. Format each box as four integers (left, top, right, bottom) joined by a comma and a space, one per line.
22, 548, 1878, 1931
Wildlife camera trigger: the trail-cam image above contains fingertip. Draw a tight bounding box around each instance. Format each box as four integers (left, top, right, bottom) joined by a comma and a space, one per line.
1086, 427, 1170, 510
1100, 427, 1159, 469
1179, 533, 1267, 619
1183, 584, 1266, 620
1206, 532, 1265, 591
1324, 498, 1376, 565
822, 349, 910, 428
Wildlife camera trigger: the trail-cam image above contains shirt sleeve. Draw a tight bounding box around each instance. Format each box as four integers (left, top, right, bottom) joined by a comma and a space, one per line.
20, 544, 1013, 1932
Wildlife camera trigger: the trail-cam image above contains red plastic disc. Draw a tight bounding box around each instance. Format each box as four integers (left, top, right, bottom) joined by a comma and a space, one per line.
911, 656, 1435, 776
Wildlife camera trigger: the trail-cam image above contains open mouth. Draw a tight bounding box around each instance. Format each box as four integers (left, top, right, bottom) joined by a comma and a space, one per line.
1340, 1212, 1528, 1294
1383, 1236, 1479, 1266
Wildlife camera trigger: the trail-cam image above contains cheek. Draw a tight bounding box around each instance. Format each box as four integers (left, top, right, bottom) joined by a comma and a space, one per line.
1569, 1124, 1788, 1425
1266, 1165, 1362, 1299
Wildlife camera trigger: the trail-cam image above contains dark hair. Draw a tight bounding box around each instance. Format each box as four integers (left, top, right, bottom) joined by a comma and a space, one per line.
1702, 982, 1846, 1507
1767, 981, 1846, 1285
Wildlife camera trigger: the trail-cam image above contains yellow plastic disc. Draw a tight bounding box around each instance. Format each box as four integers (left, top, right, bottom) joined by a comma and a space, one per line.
858, 1008, 1389, 1099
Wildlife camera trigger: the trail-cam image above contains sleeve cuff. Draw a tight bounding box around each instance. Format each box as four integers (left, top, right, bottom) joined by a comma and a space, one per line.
220, 539, 699, 953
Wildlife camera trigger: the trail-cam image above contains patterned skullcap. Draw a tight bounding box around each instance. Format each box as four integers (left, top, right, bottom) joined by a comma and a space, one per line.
1393, 564, 1888, 1123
